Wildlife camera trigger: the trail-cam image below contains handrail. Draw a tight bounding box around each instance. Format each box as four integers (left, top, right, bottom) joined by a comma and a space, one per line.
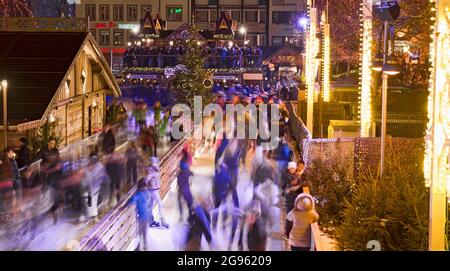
286, 101, 311, 157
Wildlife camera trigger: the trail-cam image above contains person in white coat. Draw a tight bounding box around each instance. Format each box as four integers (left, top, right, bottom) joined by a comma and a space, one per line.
286, 193, 319, 251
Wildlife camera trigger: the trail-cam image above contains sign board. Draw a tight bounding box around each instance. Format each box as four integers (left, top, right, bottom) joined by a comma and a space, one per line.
213, 75, 236, 80
96, 22, 115, 28
118, 23, 140, 29
243, 73, 263, 80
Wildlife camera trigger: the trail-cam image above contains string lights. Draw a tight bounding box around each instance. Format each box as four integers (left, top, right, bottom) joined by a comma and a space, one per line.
359, 0, 373, 137
424, 0, 450, 251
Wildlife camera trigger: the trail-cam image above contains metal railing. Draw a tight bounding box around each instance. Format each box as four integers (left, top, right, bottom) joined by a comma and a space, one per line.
286, 101, 312, 157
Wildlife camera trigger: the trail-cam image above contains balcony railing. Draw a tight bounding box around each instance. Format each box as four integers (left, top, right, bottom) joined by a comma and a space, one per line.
122, 54, 263, 69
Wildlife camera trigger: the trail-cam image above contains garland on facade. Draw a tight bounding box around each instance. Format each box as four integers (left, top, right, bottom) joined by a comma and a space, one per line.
121, 67, 263, 74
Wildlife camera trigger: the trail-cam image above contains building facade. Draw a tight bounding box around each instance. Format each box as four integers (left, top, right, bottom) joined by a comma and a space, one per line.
76, 0, 306, 56
76, 0, 192, 69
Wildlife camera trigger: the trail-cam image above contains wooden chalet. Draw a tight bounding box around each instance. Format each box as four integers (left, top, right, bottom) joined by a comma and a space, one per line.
0, 31, 121, 148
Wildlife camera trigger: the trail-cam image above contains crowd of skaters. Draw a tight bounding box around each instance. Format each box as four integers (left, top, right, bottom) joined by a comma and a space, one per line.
128, 83, 319, 251
123, 42, 263, 69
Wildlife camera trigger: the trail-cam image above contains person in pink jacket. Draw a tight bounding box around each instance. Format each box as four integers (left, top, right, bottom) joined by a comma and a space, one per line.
286, 193, 319, 251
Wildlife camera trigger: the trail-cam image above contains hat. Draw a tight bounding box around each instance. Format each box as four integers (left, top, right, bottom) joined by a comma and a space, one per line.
149, 157, 159, 167
288, 161, 297, 170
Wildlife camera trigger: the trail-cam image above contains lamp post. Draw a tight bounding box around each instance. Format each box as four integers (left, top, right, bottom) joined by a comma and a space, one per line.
372, 1, 401, 176
1, 80, 7, 149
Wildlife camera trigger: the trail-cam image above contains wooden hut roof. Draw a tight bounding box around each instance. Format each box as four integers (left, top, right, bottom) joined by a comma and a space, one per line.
0, 31, 120, 128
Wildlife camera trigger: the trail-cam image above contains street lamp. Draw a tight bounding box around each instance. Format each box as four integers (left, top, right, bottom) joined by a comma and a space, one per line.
1, 80, 7, 149
239, 26, 247, 44
371, 0, 401, 176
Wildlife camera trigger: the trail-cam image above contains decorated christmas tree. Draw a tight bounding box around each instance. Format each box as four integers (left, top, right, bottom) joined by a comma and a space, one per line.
170, 25, 213, 109
32, 120, 63, 155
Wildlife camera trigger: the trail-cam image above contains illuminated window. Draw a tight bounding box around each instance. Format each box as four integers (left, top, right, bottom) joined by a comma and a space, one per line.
100, 29, 110, 46
99, 5, 110, 21
113, 30, 124, 46
113, 5, 123, 21
167, 6, 183, 22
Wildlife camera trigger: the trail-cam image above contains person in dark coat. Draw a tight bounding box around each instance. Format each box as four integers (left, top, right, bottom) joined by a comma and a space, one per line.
177, 160, 194, 221
280, 86, 290, 100
106, 152, 125, 205
125, 142, 139, 185
185, 202, 213, 251
101, 124, 116, 155
17, 137, 32, 169
214, 136, 228, 170
4, 147, 21, 199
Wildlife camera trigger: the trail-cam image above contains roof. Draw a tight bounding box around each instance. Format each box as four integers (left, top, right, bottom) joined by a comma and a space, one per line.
262, 45, 303, 65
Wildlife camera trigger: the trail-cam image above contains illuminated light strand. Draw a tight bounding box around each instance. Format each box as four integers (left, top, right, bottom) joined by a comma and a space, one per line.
359, 0, 373, 137
322, 11, 331, 103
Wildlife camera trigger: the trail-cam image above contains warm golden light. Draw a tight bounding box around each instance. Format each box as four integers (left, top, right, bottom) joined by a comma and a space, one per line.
359, 0, 373, 137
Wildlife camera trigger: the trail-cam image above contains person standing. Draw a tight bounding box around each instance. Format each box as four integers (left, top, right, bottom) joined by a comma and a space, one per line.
101, 124, 116, 155
285, 193, 319, 251
125, 142, 139, 185
106, 152, 125, 206
4, 147, 21, 200
128, 179, 150, 251
17, 137, 32, 169
145, 157, 168, 228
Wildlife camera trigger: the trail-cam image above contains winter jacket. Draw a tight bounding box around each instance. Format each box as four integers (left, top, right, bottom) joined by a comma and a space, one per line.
145, 165, 160, 190
128, 189, 149, 222
286, 193, 319, 248
213, 165, 232, 204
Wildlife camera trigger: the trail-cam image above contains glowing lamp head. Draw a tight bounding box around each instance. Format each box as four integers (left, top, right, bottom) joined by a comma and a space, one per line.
382, 56, 401, 76
132, 27, 140, 34
169, 41, 174, 46
1, 80, 7, 89
239, 26, 246, 35
298, 17, 308, 29
137, 41, 141, 46
127, 42, 132, 47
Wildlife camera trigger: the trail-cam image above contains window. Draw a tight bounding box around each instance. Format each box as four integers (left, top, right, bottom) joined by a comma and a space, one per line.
86, 4, 96, 21
99, 5, 109, 21
195, 10, 209, 22
258, 0, 268, 5
113, 5, 123, 21
272, 11, 295, 24
272, 36, 283, 46
272, 0, 285, 5
249, 35, 258, 46
141, 5, 151, 18
259, 10, 266, 23
167, 6, 183, 21
127, 5, 138, 21
100, 29, 110, 46
258, 34, 266, 46
245, 11, 258, 23
231, 10, 241, 22
209, 10, 217, 22
113, 30, 124, 46
208, 0, 218, 5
